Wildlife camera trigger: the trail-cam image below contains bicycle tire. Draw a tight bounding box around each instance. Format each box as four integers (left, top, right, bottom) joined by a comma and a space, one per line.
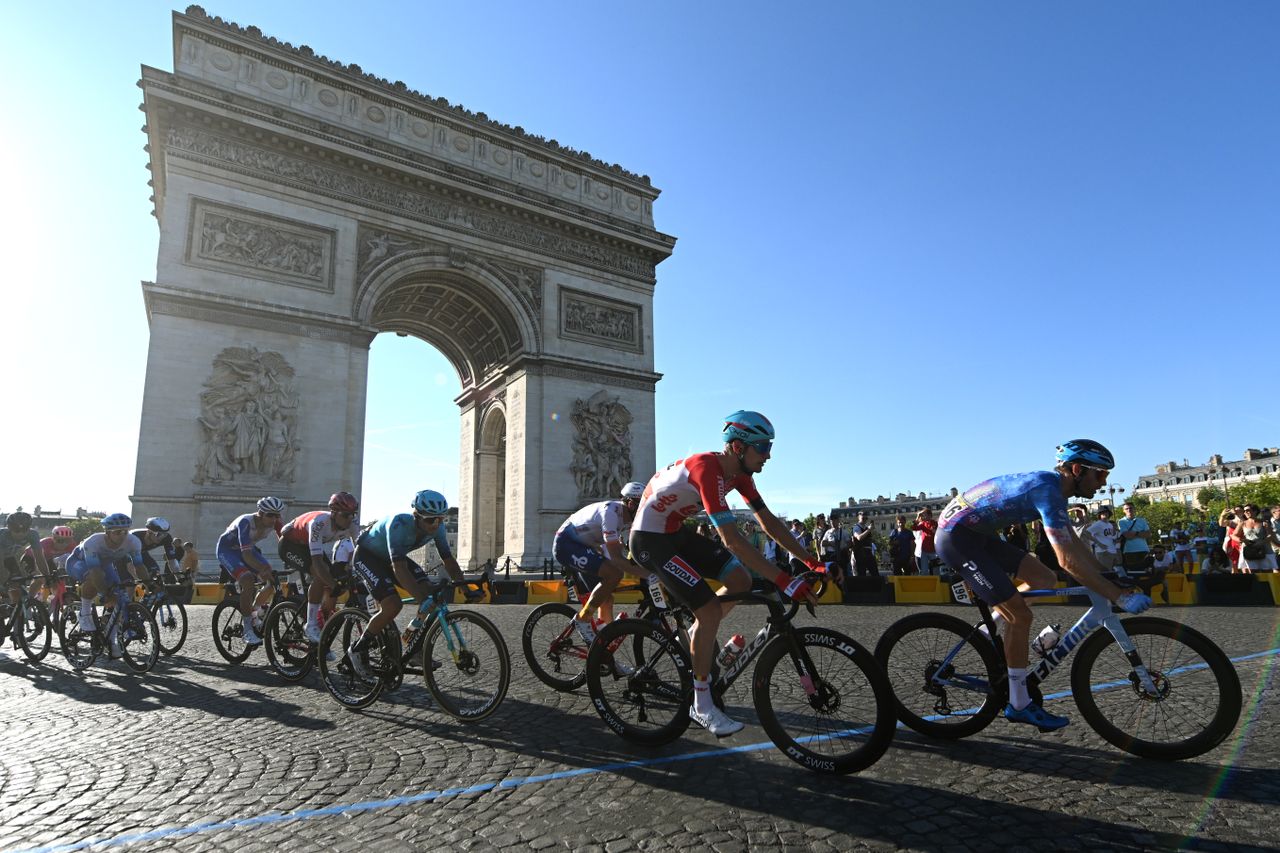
121, 603, 161, 673
59, 608, 98, 670
423, 611, 510, 721
1070, 616, 1242, 760
211, 601, 256, 664
263, 600, 314, 682
753, 627, 897, 774
317, 609, 384, 710
521, 602, 589, 692
874, 611, 1004, 739
585, 618, 692, 746
14, 599, 52, 663
150, 596, 189, 656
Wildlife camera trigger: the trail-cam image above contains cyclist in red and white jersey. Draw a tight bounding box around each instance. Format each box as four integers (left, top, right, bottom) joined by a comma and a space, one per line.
278, 492, 361, 642
630, 410, 820, 737
22, 525, 78, 599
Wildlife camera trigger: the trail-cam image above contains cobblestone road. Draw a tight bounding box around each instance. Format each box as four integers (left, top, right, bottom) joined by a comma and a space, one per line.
0, 603, 1275, 852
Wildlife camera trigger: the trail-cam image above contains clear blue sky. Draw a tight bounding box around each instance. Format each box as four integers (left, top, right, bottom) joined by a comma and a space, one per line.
3, 1, 1278, 523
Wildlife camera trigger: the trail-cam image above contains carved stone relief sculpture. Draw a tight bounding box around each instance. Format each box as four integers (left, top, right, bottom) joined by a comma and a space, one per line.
186, 199, 335, 291
194, 346, 300, 486
570, 390, 633, 502
560, 288, 641, 352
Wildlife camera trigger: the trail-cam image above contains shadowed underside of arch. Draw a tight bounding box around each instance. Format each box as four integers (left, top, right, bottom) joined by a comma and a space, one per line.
369, 273, 525, 388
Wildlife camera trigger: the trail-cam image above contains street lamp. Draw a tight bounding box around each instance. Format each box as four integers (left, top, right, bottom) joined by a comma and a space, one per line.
1105, 484, 1125, 510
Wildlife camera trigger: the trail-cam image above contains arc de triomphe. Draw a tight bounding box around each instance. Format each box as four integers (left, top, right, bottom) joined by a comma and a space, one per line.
131, 7, 674, 569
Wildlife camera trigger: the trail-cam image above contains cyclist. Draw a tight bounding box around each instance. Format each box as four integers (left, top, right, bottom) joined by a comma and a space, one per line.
934, 439, 1152, 731
554, 481, 648, 643
345, 490, 478, 678
65, 513, 144, 656
215, 497, 286, 646
2, 512, 49, 618
21, 524, 78, 600
129, 517, 186, 587
277, 491, 361, 642
629, 411, 820, 737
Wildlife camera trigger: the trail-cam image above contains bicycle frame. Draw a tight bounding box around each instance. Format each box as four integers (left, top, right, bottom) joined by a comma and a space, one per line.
946, 582, 1162, 697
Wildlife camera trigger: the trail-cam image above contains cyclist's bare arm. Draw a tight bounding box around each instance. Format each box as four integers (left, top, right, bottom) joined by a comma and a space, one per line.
717, 523, 784, 585
601, 540, 636, 576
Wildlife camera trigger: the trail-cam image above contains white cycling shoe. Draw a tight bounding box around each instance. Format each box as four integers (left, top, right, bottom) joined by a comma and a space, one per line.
242, 624, 263, 646
77, 612, 96, 633
304, 623, 323, 644
689, 704, 744, 738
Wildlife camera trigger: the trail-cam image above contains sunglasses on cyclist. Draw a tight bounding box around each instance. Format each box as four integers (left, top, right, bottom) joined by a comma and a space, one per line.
416, 514, 444, 524
744, 440, 772, 455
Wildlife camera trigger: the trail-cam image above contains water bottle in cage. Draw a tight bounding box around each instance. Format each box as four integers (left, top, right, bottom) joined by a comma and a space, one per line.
1032, 624, 1062, 657
716, 634, 746, 669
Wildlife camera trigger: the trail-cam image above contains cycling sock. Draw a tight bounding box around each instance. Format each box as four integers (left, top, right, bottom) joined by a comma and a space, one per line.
306, 602, 320, 626
692, 679, 712, 714
80, 599, 92, 617
1008, 667, 1030, 710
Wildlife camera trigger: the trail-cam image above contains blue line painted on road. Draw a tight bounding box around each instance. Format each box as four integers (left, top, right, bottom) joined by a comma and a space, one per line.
10, 646, 1280, 853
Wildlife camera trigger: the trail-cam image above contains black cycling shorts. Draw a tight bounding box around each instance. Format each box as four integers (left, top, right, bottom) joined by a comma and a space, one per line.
934, 524, 1026, 606
629, 528, 740, 612
350, 544, 427, 603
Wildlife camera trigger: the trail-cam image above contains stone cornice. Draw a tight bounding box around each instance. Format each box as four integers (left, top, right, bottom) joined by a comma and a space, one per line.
140, 69, 674, 260
517, 355, 663, 391
177, 6, 654, 189
149, 110, 665, 282
141, 281, 377, 347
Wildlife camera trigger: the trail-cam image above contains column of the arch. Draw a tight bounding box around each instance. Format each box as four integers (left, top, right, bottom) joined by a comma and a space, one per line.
455, 403, 478, 569
501, 371, 544, 567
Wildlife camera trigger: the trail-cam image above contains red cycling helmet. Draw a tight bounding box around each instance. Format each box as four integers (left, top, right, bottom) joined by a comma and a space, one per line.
327, 491, 359, 514
52, 525, 74, 539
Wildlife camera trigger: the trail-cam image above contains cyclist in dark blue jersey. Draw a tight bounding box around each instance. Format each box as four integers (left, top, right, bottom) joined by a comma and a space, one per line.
935, 439, 1151, 731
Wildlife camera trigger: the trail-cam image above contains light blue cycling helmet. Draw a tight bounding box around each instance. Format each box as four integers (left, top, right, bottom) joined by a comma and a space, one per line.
412, 489, 449, 516
1055, 439, 1115, 470
101, 513, 132, 530
722, 410, 775, 445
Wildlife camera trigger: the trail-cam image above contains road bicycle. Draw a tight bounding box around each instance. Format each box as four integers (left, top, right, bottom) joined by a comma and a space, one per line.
210, 569, 301, 664
317, 580, 509, 721
262, 574, 370, 681
874, 576, 1242, 760
59, 581, 160, 673
522, 571, 692, 692
0, 574, 53, 663
585, 575, 896, 775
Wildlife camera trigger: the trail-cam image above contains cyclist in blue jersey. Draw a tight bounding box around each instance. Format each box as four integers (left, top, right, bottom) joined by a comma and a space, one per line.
66, 513, 145, 656
215, 497, 286, 646
935, 439, 1152, 731
346, 489, 480, 677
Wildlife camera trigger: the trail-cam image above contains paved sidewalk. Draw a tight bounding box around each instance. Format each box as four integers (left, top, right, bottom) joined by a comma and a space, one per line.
0, 604, 1275, 852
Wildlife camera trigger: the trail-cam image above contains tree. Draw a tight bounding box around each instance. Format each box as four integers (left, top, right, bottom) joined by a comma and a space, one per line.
69, 518, 103, 542
1196, 487, 1224, 507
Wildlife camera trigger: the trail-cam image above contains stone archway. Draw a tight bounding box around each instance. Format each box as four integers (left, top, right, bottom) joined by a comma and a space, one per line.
130, 9, 673, 569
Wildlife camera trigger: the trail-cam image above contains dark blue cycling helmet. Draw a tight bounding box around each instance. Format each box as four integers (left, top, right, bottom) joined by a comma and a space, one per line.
723, 411, 775, 445
101, 513, 132, 530
1056, 439, 1115, 470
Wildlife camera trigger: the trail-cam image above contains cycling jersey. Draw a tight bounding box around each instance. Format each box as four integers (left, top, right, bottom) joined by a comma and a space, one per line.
556, 501, 629, 551
129, 528, 186, 563
216, 513, 283, 558
357, 513, 452, 563
281, 510, 360, 556
23, 536, 78, 571
69, 532, 144, 570
0, 528, 42, 561
938, 471, 1072, 545
632, 453, 765, 534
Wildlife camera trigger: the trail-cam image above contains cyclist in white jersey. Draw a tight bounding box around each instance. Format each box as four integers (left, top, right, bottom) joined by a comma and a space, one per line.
553, 482, 648, 642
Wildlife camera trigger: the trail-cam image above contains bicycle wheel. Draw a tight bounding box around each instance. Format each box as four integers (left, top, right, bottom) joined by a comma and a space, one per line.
59, 608, 98, 670
423, 611, 510, 721
14, 599, 52, 663
211, 601, 255, 664
874, 611, 1004, 739
263, 600, 314, 682
150, 596, 188, 656
753, 627, 896, 774
317, 608, 384, 710
121, 603, 161, 673
1070, 616, 1242, 760
521, 602, 589, 692
585, 618, 692, 746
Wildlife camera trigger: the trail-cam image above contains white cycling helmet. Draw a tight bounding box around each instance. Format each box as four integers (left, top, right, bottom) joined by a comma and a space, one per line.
256, 496, 286, 514
620, 482, 645, 500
